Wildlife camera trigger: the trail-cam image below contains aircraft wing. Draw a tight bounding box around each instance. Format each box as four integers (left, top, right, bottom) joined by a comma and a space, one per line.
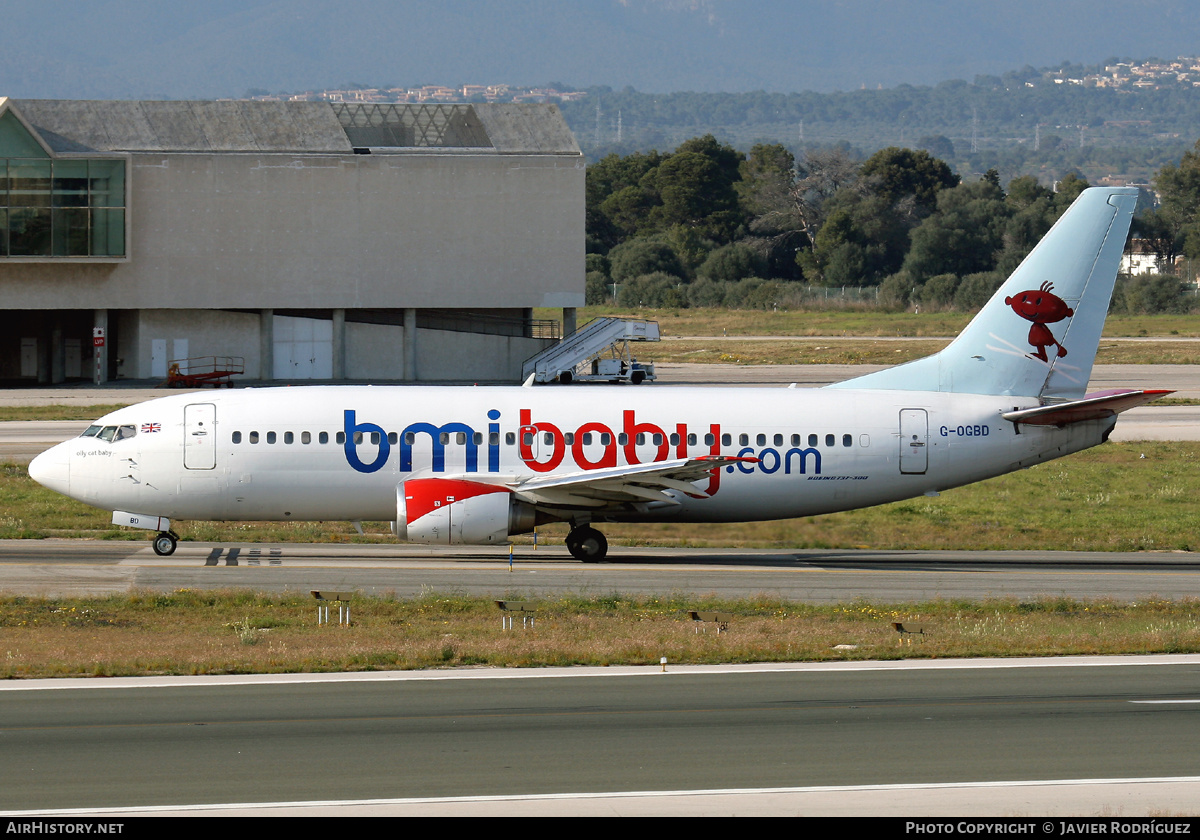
508, 455, 757, 508
1002, 389, 1173, 427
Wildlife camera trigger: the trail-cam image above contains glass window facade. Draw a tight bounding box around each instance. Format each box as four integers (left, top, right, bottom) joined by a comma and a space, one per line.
0, 112, 126, 258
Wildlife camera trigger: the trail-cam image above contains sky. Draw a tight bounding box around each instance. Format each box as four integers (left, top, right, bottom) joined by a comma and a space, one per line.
3, 0, 1200, 99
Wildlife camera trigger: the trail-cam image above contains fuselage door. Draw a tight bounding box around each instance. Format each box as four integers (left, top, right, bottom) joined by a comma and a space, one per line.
899, 408, 928, 475
184, 403, 217, 470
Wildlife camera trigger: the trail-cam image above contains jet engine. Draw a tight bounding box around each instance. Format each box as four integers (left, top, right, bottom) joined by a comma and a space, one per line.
392, 477, 537, 545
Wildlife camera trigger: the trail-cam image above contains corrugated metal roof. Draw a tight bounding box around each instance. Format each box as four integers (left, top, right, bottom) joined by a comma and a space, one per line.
7, 99, 580, 155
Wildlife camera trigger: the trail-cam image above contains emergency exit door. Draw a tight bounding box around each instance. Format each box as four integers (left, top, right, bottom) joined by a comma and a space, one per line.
899, 408, 928, 474
184, 403, 216, 470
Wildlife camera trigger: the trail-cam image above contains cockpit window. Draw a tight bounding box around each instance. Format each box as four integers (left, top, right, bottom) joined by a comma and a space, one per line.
81, 425, 102, 438
94, 425, 136, 443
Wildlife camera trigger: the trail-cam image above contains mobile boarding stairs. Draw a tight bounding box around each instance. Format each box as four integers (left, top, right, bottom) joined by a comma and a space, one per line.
522, 318, 659, 384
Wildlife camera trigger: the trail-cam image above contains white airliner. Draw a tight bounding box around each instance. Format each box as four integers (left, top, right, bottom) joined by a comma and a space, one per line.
29, 186, 1165, 561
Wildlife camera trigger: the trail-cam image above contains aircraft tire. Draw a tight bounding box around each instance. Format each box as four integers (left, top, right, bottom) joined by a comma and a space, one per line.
566, 526, 607, 562
152, 532, 178, 556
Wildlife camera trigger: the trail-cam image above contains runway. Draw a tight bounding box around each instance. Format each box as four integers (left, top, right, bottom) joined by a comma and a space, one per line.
3, 540, 1200, 601
4, 657, 1200, 816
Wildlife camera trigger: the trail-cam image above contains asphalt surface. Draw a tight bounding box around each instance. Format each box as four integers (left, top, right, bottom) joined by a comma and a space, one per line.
3, 541, 1200, 601
5, 658, 1200, 816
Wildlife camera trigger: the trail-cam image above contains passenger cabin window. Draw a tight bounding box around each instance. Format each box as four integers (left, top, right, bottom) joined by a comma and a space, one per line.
232, 431, 242, 444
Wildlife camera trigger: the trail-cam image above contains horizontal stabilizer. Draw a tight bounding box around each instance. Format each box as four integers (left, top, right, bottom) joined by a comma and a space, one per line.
1001, 389, 1173, 427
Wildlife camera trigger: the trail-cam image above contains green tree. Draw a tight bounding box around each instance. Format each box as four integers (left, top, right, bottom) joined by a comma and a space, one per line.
902, 178, 1009, 281
586, 150, 663, 248
1155, 139, 1200, 260
648, 135, 746, 241
608, 239, 685, 283
697, 242, 768, 283
585, 271, 611, 305
859, 147, 959, 212
617, 272, 687, 308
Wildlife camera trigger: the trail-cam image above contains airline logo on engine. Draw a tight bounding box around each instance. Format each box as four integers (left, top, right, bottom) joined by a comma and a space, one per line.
342, 408, 823, 489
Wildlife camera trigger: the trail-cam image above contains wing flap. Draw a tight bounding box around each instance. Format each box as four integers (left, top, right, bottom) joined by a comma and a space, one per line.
512, 454, 757, 506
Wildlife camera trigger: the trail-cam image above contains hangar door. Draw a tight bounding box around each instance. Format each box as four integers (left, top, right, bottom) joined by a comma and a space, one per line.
274, 315, 333, 380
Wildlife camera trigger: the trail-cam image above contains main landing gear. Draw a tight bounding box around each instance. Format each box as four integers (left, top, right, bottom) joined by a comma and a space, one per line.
565, 525, 608, 562
152, 530, 180, 556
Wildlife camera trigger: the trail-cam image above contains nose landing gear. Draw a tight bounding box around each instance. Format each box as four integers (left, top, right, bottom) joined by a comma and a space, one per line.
565, 526, 608, 562
152, 531, 179, 556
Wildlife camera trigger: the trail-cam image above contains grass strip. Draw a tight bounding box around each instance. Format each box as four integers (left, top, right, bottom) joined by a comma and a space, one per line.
562, 307, 1200, 339
649, 339, 1200, 366
3, 592, 1199, 679
0, 404, 132, 422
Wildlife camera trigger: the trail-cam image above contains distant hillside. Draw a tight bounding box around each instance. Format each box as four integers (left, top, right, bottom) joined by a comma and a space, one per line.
558, 73, 1200, 184
5, 1, 1200, 99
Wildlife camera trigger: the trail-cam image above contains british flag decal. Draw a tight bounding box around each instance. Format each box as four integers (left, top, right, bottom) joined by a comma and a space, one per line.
141, 423, 161, 434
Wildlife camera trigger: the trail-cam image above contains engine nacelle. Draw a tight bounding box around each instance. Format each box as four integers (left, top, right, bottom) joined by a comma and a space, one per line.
392, 477, 536, 545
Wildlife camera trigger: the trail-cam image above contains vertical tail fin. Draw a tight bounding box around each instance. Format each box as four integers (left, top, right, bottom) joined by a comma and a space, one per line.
829, 186, 1139, 399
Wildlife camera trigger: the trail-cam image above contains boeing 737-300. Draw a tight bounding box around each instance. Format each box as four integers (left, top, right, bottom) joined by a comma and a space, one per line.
28, 186, 1165, 560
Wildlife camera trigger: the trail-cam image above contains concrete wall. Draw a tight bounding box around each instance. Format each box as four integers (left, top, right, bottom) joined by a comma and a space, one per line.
124, 309, 263, 379
1, 151, 585, 311
414, 328, 549, 382
115, 309, 551, 382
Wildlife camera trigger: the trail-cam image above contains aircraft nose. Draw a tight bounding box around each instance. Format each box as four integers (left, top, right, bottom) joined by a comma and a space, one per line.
28, 442, 71, 496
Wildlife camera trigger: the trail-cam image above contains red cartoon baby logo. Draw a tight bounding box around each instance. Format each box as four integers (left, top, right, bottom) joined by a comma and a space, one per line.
1005, 281, 1074, 362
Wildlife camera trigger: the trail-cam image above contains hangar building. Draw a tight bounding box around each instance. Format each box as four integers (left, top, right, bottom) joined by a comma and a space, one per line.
0, 97, 584, 384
